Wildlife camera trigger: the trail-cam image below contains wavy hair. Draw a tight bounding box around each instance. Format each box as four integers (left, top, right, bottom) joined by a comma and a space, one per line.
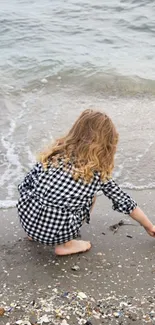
39, 109, 119, 182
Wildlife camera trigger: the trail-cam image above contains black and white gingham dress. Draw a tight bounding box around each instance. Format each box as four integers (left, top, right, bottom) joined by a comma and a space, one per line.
17, 162, 137, 245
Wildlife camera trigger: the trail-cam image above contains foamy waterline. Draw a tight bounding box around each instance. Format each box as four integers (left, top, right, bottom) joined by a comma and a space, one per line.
120, 183, 155, 191
0, 200, 17, 209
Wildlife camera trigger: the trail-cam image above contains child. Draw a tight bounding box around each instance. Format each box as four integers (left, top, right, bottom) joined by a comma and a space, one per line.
17, 109, 155, 255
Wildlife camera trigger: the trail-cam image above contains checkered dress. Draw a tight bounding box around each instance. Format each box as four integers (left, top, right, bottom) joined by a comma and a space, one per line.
17, 162, 137, 245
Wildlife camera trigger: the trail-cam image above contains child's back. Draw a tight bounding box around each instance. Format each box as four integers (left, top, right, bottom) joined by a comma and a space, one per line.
17, 109, 155, 255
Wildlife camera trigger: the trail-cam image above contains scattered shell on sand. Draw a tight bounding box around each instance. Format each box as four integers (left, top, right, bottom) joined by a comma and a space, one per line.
0, 307, 5, 316
2, 289, 155, 325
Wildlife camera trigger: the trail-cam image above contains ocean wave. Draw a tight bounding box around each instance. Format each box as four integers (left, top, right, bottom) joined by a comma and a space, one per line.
2, 69, 155, 97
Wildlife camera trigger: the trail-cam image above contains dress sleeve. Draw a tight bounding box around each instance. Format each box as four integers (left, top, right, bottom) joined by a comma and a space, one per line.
100, 178, 137, 214
18, 163, 41, 195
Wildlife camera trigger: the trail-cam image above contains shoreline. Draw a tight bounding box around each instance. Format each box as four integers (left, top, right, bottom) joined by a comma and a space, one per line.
0, 190, 155, 324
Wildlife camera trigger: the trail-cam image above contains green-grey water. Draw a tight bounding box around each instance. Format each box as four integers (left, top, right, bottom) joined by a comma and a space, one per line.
0, 0, 155, 207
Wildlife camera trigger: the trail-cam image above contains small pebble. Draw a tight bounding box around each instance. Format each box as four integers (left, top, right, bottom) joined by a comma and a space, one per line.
29, 312, 38, 324
126, 235, 133, 238
113, 311, 121, 318
40, 315, 50, 323
61, 320, 69, 325
77, 292, 87, 299
71, 265, 80, 271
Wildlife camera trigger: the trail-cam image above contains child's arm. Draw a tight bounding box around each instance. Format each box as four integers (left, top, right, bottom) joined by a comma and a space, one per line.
100, 178, 155, 237
130, 206, 155, 237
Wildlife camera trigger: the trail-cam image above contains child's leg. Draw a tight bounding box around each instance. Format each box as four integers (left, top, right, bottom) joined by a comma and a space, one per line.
55, 196, 96, 255
55, 240, 91, 255
28, 197, 96, 253
90, 196, 96, 213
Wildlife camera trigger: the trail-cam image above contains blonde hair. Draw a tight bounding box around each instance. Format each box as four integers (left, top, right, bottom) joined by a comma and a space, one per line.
39, 109, 119, 182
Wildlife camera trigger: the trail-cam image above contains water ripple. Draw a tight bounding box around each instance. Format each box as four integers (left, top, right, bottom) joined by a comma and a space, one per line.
0, 0, 155, 90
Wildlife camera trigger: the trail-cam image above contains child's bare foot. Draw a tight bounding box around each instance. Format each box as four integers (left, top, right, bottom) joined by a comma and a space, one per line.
55, 240, 91, 256
28, 236, 33, 241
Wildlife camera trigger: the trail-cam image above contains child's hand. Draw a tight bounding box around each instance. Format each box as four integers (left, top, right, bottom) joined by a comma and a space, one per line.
145, 225, 155, 237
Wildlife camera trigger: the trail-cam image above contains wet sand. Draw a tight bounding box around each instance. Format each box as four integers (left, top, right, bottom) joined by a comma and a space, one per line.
0, 190, 155, 324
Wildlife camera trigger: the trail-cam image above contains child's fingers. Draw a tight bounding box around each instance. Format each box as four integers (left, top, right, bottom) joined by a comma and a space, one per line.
146, 230, 155, 237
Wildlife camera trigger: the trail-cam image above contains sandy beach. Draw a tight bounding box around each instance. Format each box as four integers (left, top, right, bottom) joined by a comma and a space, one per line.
0, 189, 155, 325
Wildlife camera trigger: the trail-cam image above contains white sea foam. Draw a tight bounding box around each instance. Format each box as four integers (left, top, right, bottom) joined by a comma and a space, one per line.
120, 182, 155, 190
0, 200, 17, 209
0, 128, 23, 188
